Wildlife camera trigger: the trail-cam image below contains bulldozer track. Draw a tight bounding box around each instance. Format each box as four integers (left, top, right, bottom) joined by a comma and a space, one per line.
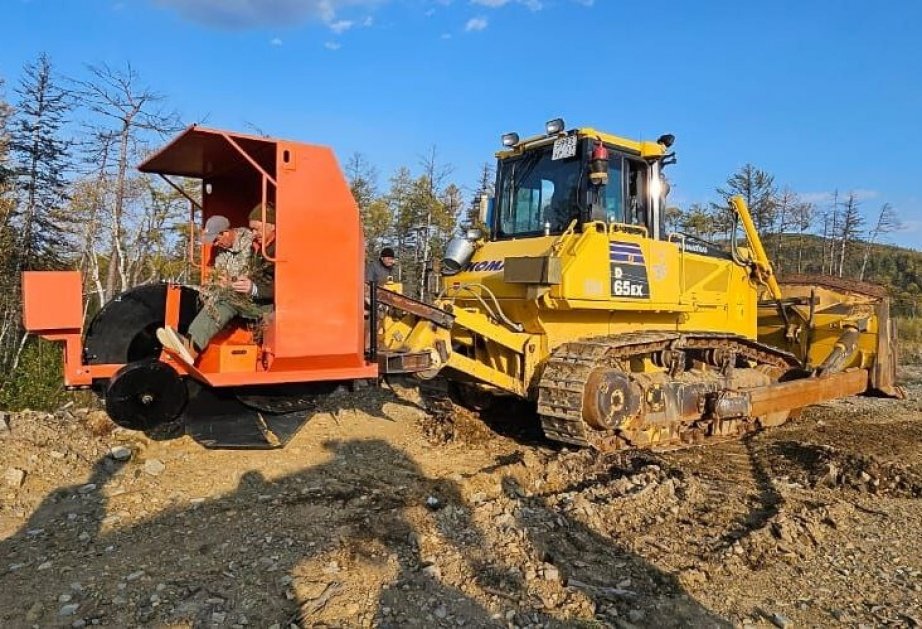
538, 331, 799, 452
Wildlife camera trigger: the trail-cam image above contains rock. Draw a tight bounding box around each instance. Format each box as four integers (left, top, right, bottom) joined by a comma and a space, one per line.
59, 593, 73, 603
771, 612, 794, 628
143, 459, 165, 476
126, 570, 145, 581
212, 611, 227, 623
543, 563, 560, 582
108, 446, 132, 461
5, 467, 25, 488
425, 495, 442, 510
78, 484, 97, 494
0, 412, 10, 437
50, 450, 66, 459
72, 620, 87, 628
25, 601, 44, 622
85, 410, 113, 434
78, 532, 91, 542
38, 561, 53, 571
422, 565, 442, 579
59, 603, 80, 616
434, 605, 448, 619
628, 610, 645, 623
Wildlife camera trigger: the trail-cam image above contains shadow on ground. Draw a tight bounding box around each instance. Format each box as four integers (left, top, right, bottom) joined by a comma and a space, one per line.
1, 438, 728, 627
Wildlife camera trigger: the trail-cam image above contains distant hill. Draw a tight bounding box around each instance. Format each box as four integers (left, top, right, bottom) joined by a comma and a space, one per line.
762, 233, 922, 317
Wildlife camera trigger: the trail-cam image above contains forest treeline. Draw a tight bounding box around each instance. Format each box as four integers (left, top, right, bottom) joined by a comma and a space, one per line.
0, 54, 917, 407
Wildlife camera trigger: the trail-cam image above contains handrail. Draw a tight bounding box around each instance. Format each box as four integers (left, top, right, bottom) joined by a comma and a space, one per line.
550, 219, 578, 256
186, 200, 202, 268
258, 175, 279, 263
159, 174, 205, 212
218, 132, 280, 265
220, 133, 278, 187
608, 221, 648, 237
669, 232, 687, 297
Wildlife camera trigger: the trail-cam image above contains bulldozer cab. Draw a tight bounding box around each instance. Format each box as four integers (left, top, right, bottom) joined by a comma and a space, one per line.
492, 128, 669, 242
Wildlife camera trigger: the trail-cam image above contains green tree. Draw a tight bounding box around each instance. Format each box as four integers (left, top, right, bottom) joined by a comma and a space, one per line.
8, 53, 73, 270
345, 152, 392, 258
714, 163, 777, 240
679, 203, 717, 241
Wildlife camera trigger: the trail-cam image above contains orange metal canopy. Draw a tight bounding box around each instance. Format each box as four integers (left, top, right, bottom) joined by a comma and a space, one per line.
141, 124, 377, 384
138, 125, 277, 179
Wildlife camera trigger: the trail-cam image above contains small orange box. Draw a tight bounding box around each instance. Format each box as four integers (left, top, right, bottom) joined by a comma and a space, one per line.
22, 271, 83, 332
199, 343, 258, 373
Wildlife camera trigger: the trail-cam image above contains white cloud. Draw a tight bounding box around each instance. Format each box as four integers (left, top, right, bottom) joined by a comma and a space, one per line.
154, 0, 383, 28
465, 16, 488, 31
329, 18, 354, 33
441, 32, 452, 39
472, 0, 543, 10
324, 41, 342, 49
270, 36, 284, 45
153, 0, 591, 29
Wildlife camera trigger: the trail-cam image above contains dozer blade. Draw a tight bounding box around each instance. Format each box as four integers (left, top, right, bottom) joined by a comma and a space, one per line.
758, 274, 902, 398
183, 383, 313, 449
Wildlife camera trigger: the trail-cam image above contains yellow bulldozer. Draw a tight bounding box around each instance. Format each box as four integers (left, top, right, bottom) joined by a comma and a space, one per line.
378, 119, 900, 451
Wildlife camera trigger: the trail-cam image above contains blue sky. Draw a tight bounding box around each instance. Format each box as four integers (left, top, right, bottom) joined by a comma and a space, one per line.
3, 0, 922, 247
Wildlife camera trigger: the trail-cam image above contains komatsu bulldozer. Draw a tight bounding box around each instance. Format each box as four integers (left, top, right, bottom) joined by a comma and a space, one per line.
21, 121, 899, 451
378, 119, 901, 451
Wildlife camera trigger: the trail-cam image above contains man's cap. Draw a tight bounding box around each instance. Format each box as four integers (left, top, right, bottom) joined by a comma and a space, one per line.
380, 246, 396, 259
249, 202, 276, 224
202, 215, 231, 244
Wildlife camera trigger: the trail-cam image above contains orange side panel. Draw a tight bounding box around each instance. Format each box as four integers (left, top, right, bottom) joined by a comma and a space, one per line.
271, 142, 367, 367
22, 271, 83, 332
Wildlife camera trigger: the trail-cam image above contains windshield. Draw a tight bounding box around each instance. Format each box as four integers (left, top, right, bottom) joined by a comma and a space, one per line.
496, 147, 584, 238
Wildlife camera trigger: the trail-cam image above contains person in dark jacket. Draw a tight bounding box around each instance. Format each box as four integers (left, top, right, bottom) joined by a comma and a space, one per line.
157, 203, 276, 364
365, 246, 398, 285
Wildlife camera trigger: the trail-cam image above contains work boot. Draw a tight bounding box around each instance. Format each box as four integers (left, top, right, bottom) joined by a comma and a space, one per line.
156, 326, 198, 365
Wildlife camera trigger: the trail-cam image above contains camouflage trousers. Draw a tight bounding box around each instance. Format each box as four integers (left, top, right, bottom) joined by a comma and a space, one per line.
188, 297, 272, 351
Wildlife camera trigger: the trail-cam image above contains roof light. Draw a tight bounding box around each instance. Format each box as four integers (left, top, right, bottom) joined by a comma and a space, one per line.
657, 133, 675, 148
501, 132, 520, 147
545, 118, 566, 135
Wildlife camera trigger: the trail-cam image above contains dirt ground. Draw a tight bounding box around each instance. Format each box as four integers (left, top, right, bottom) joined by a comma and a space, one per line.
1, 369, 921, 629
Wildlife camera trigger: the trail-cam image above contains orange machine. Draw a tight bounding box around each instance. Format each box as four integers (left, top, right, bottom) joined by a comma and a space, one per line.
22, 126, 378, 447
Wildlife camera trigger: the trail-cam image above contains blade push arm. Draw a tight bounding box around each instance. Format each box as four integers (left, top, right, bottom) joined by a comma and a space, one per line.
731, 195, 783, 302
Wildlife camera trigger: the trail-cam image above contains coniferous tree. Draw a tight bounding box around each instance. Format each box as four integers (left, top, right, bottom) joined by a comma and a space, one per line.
714, 164, 777, 241
8, 53, 72, 270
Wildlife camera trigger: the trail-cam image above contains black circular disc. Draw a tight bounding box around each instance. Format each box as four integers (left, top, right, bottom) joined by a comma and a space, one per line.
105, 360, 188, 431
85, 284, 200, 365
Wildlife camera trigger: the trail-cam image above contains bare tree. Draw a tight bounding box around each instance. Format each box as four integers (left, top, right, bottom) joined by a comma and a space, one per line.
415, 146, 454, 301
73, 63, 180, 301
769, 188, 800, 269
859, 203, 900, 281
837, 191, 864, 278
821, 190, 840, 275
792, 199, 815, 274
